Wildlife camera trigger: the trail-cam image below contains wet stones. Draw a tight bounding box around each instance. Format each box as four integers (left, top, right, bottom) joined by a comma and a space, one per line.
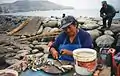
104, 30, 114, 36
80, 23, 99, 30
87, 29, 102, 40
95, 35, 115, 47
32, 49, 39, 54
32, 40, 39, 45
5, 58, 20, 65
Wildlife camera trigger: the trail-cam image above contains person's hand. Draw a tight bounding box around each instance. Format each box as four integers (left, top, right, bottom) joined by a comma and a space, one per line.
60, 49, 72, 55
116, 11, 119, 13
48, 41, 53, 47
102, 15, 107, 18
51, 50, 59, 59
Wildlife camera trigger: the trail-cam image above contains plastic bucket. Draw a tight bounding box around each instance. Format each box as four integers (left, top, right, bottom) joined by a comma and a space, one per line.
73, 48, 97, 75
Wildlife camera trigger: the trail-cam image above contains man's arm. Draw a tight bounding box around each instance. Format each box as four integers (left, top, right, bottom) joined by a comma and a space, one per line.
49, 33, 64, 59
50, 47, 59, 59
49, 37, 60, 59
100, 7, 105, 17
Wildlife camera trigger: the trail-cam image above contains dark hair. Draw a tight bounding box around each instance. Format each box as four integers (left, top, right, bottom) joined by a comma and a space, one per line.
102, 1, 107, 4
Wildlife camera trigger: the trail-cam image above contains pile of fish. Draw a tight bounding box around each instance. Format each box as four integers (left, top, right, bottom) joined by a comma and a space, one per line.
5, 54, 73, 75
27, 55, 73, 74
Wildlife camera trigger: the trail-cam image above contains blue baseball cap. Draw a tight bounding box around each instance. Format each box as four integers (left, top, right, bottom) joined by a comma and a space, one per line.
60, 15, 77, 29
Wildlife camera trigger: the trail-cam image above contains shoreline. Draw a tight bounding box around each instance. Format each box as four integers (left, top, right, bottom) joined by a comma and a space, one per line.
0, 15, 120, 75
0, 9, 120, 19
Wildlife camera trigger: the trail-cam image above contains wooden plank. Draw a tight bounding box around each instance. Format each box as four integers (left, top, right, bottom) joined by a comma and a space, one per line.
7, 19, 30, 35
14, 17, 42, 36
20, 32, 60, 41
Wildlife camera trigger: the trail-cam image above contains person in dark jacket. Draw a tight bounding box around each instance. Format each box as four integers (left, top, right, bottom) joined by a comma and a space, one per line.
49, 15, 93, 61
62, 13, 66, 18
100, 1, 118, 29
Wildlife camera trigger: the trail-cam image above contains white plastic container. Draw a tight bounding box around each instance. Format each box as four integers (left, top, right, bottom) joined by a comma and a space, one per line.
73, 48, 97, 75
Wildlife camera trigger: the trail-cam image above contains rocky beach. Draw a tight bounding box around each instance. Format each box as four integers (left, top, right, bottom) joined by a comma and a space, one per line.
0, 15, 120, 75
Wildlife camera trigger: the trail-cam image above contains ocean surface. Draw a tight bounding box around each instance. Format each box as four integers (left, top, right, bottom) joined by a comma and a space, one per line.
1, 9, 120, 19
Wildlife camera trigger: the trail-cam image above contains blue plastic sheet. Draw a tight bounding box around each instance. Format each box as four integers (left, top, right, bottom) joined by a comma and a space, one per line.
20, 69, 74, 76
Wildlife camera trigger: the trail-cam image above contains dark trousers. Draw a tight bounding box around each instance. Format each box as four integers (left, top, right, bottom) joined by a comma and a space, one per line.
102, 13, 115, 28
103, 17, 113, 28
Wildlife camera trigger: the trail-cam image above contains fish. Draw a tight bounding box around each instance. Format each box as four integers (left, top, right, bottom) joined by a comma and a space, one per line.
61, 65, 73, 70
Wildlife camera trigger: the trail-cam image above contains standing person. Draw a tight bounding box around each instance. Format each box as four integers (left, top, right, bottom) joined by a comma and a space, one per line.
49, 15, 93, 61
100, 1, 119, 29
62, 13, 66, 18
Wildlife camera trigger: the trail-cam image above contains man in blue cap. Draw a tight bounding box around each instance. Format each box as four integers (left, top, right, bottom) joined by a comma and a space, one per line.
49, 15, 93, 61
100, 1, 119, 29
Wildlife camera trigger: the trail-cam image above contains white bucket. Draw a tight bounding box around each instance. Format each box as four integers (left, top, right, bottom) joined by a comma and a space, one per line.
73, 48, 97, 75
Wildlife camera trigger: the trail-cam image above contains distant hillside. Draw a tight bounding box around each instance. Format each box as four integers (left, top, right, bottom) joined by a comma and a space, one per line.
0, 0, 74, 13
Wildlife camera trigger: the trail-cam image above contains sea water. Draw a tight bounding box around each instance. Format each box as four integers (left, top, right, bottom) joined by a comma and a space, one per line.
1, 9, 120, 19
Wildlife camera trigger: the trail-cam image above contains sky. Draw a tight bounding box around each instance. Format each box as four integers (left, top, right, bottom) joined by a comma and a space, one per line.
48, 0, 119, 9
48, 0, 102, 9
0, 0, 119, 9
0, 0, 17, 3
